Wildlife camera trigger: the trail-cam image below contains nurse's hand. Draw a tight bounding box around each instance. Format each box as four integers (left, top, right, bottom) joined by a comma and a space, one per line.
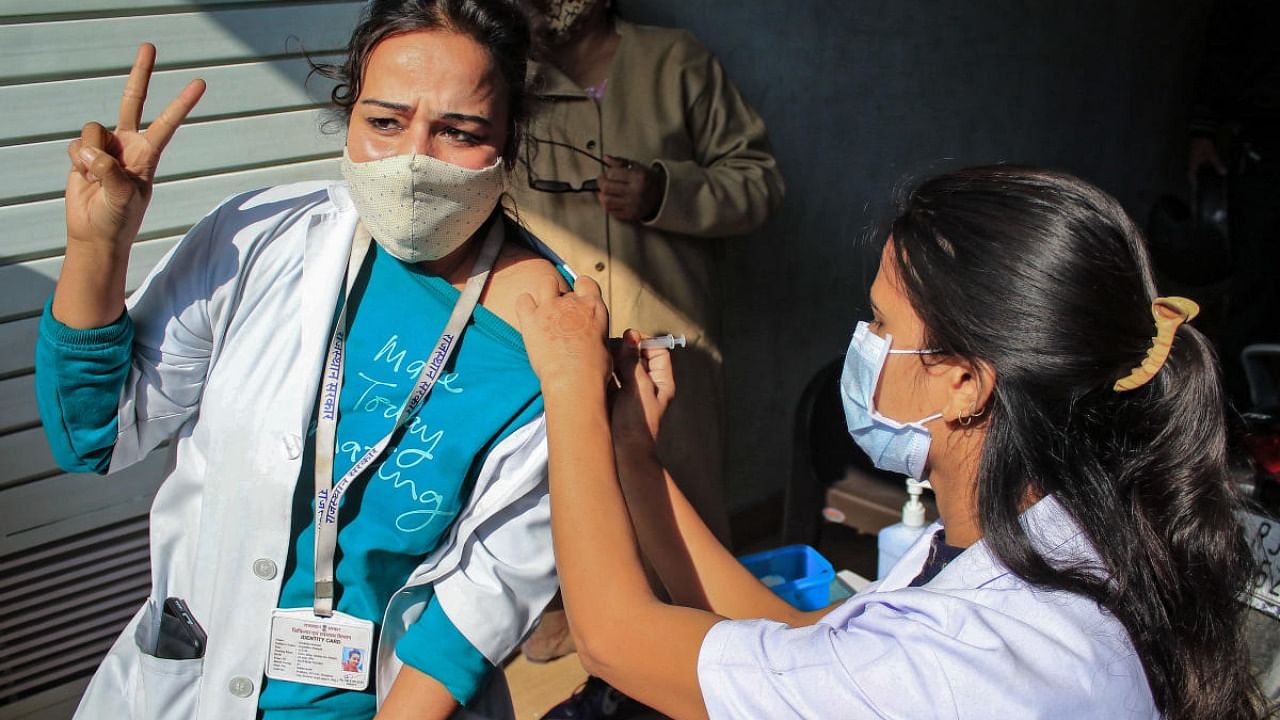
610, 329, 675, 456
516, 275, 612, 397
65, 43, 205, 253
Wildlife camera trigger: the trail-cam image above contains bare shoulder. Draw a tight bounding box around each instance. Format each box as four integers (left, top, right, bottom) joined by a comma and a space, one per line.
481, 243, 570, 329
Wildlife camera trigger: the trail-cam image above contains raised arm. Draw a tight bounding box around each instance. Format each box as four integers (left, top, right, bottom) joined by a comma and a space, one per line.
55, 43, 205, 329
517, 278, 716, 720
608, 331, 829, 626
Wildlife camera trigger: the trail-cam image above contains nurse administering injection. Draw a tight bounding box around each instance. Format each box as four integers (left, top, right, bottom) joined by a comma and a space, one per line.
517, 166, 1267, 719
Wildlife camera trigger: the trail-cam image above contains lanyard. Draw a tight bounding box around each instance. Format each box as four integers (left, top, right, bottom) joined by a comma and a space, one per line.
311, 219, 504, 617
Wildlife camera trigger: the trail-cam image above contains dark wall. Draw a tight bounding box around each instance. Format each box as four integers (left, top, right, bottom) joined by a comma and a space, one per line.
621, 0, 1211, 512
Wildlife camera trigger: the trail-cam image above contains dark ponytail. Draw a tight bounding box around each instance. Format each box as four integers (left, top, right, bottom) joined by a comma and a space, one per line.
888, 166, 1267, 719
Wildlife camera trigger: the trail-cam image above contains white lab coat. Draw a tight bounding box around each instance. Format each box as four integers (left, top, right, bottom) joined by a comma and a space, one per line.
697, 496, 1159, 719
73, 182, 559, 720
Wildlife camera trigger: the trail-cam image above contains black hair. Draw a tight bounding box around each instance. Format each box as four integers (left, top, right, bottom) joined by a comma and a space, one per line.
310, 0, 533, 167
887, 166, 1267, 719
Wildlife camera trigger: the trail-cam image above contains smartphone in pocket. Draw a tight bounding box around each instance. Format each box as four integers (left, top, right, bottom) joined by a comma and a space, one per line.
155, 597, 207, 660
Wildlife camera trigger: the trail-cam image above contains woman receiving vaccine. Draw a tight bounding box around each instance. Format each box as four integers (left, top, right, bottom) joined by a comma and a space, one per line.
517, 166, 1267, 719
37, 1, 563, 718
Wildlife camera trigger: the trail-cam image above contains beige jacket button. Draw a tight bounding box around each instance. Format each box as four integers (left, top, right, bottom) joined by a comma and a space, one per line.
594, 261, 606, 272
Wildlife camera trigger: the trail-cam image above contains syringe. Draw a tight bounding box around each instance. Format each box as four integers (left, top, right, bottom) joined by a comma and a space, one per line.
608, 334, 687, 351
637, 334, 686, 350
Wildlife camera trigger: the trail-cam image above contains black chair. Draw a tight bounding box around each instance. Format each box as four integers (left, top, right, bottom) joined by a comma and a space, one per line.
780, 358, 912, 546
1244, 344, 1280, 415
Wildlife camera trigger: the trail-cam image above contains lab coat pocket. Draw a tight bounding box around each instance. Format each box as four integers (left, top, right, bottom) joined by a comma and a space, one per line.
136, 653, 204, 719
133, 601, 205, 719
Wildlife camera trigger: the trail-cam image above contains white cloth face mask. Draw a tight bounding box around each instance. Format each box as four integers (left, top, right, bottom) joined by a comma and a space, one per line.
839, 321, 944, 479
340, 148, 505, 263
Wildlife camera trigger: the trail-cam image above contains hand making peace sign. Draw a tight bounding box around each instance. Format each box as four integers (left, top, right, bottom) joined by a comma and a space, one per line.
65, 43, 206, 252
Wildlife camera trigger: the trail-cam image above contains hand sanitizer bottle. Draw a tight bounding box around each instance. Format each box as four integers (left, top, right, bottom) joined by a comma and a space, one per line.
876, 478, 929, 579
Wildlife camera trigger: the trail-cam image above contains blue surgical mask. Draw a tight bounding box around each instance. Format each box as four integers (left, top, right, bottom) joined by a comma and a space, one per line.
839, 321, 943, 479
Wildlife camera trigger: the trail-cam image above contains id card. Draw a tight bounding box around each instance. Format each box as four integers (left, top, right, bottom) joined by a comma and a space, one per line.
265, 608, 374, 690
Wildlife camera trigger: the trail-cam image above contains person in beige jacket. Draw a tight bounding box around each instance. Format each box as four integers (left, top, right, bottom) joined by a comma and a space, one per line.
512, 2, 784, 538
510, 5, 783, 713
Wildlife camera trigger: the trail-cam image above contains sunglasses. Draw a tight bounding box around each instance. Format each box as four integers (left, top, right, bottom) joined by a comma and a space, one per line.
523, 137, 605, 193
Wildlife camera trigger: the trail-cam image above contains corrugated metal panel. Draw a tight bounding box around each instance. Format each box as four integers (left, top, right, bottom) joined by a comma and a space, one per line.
0, 320, 38, 374
0, 4, 362, 81
1, 108, 339, 201
1, 54, 343, 143
1, 236, 181, 327
0, 452, 168, 556
0, 376, 36, 434
3, 156, 341, 262
0, 2, 360, 715
0, 516, 150, 709
3, 1, 286, 18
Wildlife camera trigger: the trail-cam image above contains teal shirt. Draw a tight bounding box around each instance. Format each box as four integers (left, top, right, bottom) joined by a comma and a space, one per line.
34, 300, 131, 474
35, 240, 553, 718
258, 241, 547, 715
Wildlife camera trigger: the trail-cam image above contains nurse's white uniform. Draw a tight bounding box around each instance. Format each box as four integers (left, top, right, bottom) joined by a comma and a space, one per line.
696, 496, 1159, 719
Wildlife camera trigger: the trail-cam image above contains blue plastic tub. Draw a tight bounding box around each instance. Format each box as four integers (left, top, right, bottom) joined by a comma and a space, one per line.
738, 544, 835, 611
